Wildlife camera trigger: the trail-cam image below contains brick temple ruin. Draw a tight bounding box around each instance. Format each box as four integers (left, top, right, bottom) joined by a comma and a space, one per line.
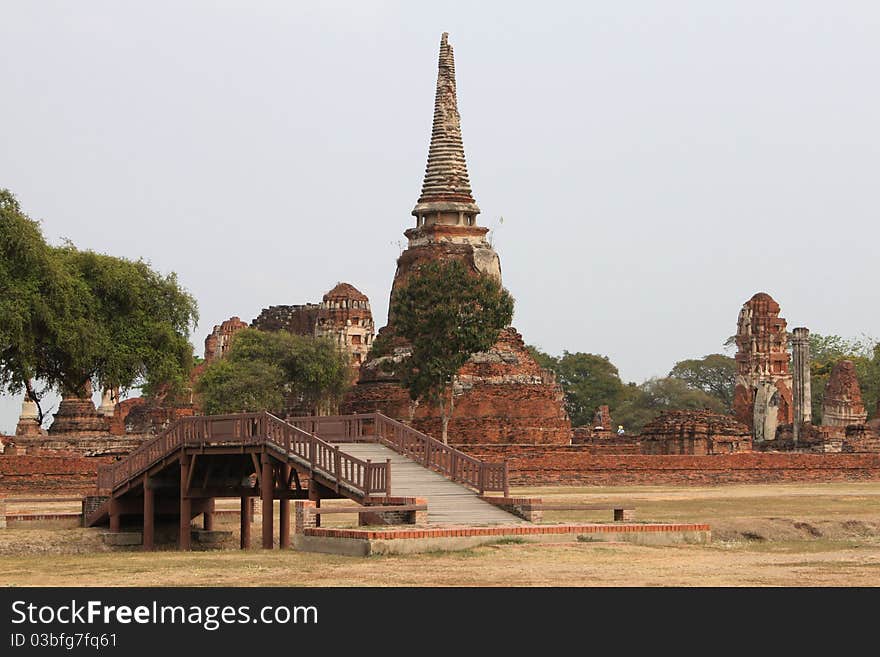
733, 292, 794, 442
3, 36, 880, 501
339, 33, 570, 444
252, 282, 375, 373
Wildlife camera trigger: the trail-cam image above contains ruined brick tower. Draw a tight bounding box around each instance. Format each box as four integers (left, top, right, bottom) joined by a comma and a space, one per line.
315, 283, 375, 371
733, 292, 793, 441
204, 317, 249, 363
822, 360, 867, 427
342, 33, 570, 444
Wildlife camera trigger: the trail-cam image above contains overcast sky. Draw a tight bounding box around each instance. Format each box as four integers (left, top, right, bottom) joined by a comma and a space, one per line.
2, 1, 878, 433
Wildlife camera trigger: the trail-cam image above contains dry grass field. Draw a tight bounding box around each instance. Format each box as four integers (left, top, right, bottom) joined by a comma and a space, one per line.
3, 482, 880, 586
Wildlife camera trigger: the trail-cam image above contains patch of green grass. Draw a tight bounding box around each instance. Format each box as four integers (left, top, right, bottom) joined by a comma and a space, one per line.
489, 537, 527, 545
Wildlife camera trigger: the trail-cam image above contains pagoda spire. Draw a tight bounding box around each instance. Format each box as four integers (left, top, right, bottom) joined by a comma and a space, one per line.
412, 33, 481, 225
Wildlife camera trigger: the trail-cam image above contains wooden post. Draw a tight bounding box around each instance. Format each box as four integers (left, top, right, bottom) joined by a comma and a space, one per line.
109, 497, 121, 533
385, 458, 392, 497
503, 460, 510, 498
143, 477, 154, 551
240, 496, 251, 549
261, 454, 273, 549
203, 498, 215, 531
179, 454, 191, 551
280, 465, 291, 549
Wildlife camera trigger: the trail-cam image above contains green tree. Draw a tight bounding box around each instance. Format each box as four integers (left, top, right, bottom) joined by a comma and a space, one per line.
525, 345, 559, 373
195, 358, 285, 415
391, 260, 514, 443
613, 377, 725, 434
0, 189, 198, 419
808, 333, 878, 422
0, 189, 73, 421
552, 352, 625, 427
47, 245, 198, 400
526, 347, 626, 427
669, 354, 737, 412
196, 329, 351, 416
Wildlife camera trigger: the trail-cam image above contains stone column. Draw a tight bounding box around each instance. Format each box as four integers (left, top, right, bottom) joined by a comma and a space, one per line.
791, 327, 812, 444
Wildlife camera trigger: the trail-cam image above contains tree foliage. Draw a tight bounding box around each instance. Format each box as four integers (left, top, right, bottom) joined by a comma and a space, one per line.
527, 349, 625, 427
613, 377, 725, 434
195, 328, 351, 416
0, 189, 198, 420
669, 354, 736, 412
391, 260, 514, 443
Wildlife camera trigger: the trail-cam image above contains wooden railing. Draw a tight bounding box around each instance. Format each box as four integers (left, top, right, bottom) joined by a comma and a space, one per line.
371, 413, 508, 496
96, 413, 390, 498
286, 415, 374, 442
292, 412, 509, 496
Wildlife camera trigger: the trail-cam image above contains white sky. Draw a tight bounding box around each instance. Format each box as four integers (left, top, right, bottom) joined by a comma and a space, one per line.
2, 1, 878, 432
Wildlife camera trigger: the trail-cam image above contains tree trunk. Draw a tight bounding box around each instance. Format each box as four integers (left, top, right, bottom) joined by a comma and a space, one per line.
24, 379, 44, 425
438, 394, 448, 445
439, 384, 455, 445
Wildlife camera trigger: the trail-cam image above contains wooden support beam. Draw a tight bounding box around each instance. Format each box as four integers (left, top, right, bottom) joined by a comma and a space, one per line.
261, 454, 274, 549
200, 462, 214, 490
143, 476, 154, 551
240, 496, 251, 549
179, 455, 192, 551
290, 468, 302, 492
108, 497, 121, 533
203, 498, 215, 531
184, 453, 197, 496
280, 464, 291, 549
251, 454, 262, 486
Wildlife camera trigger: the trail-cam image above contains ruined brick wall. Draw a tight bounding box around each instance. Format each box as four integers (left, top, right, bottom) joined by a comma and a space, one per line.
0, 454, 112, 494
842, 424, 880, 453
459, 445, 880, 486
251, 304, 320, 335
571, 426, 639, 446
640, 410, 752, 455
766, 423, 845, 453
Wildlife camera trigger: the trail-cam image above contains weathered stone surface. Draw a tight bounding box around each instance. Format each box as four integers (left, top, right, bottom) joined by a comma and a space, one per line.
412, 32, 480, 221
122, 401, 194, 435
204, 316, 248, 363
767, 423, 845, 453
252, 304, 321, 335
593, 405, 613, 431
791, 327, 812, 443
48, 387, 108, 435
733, 292, 793, 441
315, 283, 375, 372
822, 360, 867, 427
640, 410, 752, 455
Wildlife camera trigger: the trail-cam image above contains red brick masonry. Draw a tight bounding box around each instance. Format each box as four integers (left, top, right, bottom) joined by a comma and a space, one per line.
302, 523, 710, 540
459, 446, 880, 486
0, 455, 112, 494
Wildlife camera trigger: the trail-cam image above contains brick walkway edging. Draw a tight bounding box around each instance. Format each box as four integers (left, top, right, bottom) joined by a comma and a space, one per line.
302, 522, 710, 540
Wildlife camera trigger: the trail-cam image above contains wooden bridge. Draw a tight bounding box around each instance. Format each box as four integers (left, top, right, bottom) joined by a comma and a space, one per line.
86, 412, 512, 550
